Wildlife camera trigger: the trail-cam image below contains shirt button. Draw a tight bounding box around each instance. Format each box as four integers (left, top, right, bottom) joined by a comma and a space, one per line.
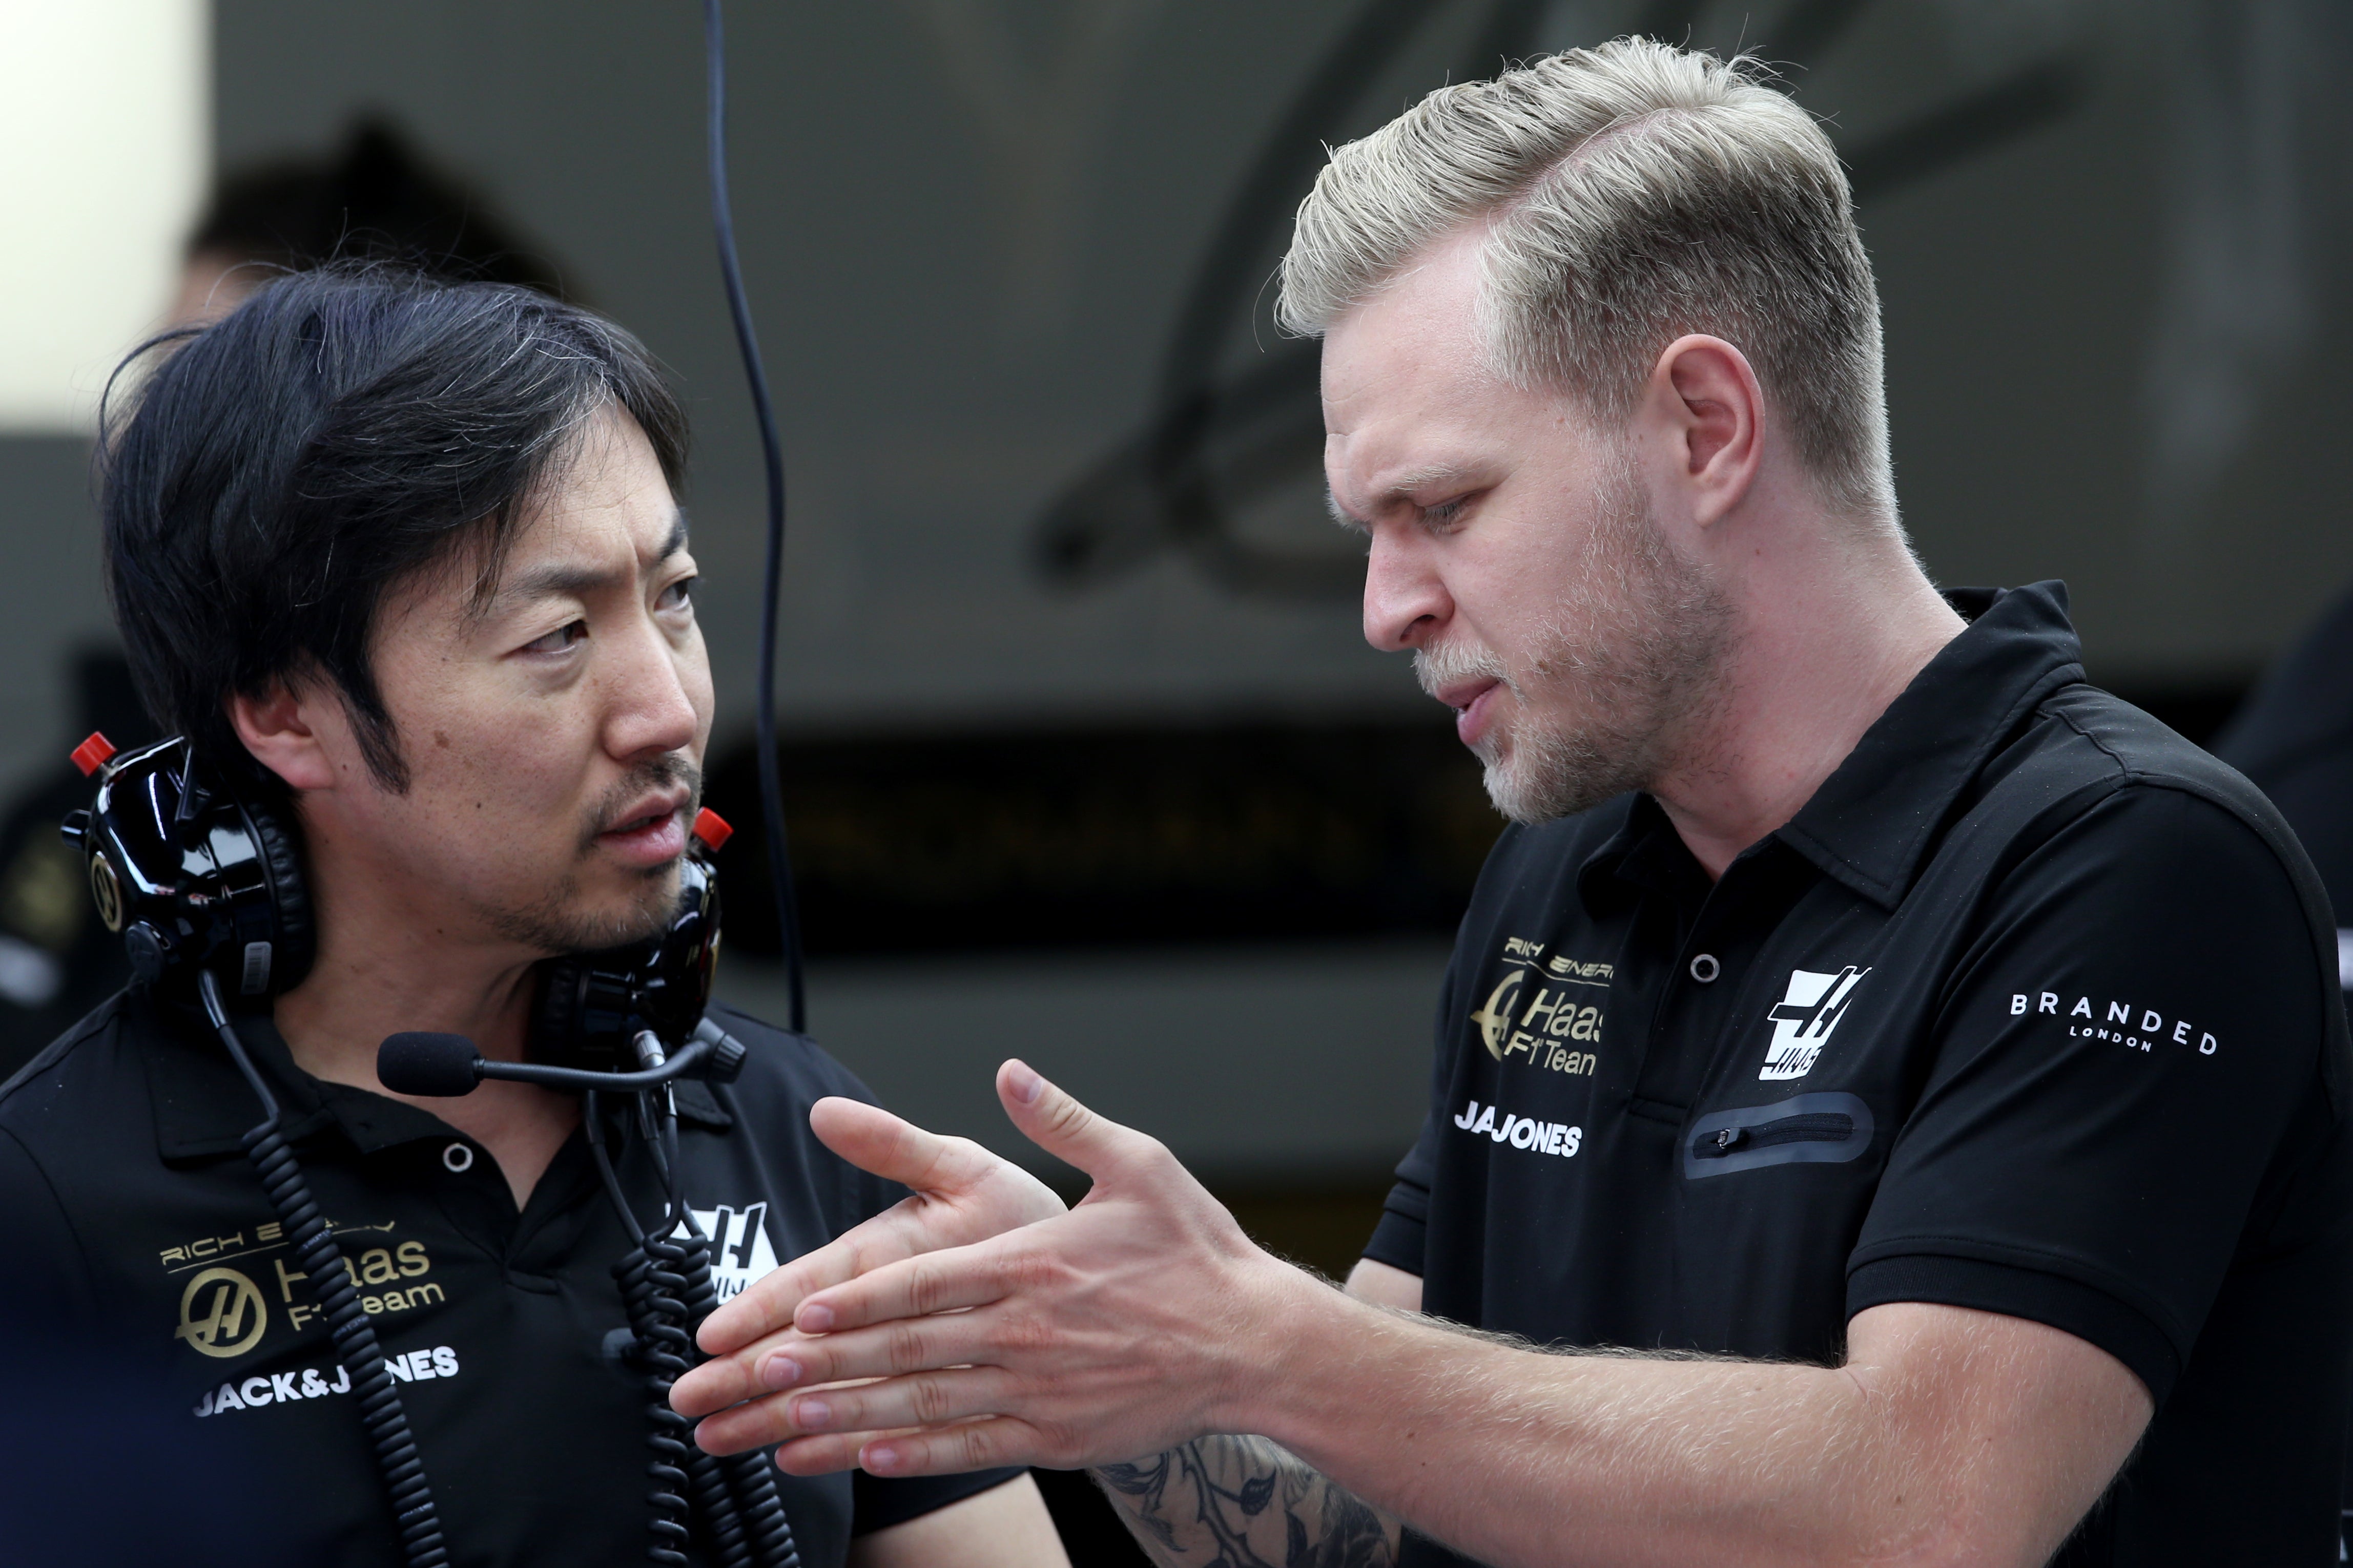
1689, 953, 1721, 984
442, 1142, 475, 1173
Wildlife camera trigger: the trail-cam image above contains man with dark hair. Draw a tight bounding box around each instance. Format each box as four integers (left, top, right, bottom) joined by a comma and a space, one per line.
675, 41, 2353, 1568
0, 267, 1065, 1566
0, 120, 571, 1078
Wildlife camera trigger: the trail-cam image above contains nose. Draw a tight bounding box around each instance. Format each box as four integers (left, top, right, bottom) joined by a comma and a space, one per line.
602, 613, 705, 764
1362, 526, 1453, 653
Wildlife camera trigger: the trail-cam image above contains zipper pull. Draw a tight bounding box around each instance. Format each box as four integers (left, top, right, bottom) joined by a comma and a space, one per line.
1715, 1126, 1742, 1151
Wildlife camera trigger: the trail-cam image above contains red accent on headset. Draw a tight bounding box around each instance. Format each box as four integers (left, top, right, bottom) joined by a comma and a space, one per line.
69, 732, 116, 777
691, 807, 734, 851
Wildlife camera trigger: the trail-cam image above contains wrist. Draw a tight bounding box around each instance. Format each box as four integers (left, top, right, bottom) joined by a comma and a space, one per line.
1204, 1251, 1379, 1442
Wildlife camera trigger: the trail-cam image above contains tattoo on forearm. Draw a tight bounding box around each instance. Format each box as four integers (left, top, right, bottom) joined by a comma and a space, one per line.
1095, 1434, 1398, 1568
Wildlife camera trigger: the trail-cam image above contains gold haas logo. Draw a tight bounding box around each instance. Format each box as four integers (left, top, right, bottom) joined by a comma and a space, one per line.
175, 1266, 267, 1359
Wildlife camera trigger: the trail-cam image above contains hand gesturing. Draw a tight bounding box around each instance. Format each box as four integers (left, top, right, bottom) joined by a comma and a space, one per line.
674, 1058, 1302, 1477
671, 1075, 1069, 1430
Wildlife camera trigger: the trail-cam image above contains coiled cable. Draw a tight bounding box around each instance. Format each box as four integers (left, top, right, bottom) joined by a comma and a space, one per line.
198, 970, 449, 1568
590, 1084, 802, 1568
614, 1240, 698, 1565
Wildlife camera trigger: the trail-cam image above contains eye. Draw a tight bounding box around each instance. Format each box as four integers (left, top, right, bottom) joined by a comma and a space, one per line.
1420, 496, 1471, 529
522, 619, 587, 655
657, 575, 697, 611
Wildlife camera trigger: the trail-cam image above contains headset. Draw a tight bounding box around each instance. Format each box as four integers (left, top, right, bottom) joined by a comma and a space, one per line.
57, 5, 813, 1565
64, 733, 731, 1072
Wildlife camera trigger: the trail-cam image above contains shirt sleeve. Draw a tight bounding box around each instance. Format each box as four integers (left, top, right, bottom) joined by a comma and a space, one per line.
1847, 783, 2336, 1404
0, 1124, 102, 1330
1366, 948, 1472, 1277
1365, 1114, 1437, 1275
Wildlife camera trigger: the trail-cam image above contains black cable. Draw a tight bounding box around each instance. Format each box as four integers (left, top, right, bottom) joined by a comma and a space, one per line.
591, 1080, 802, 1568
703, 0, 806, 1033
197, 970, 449, 1568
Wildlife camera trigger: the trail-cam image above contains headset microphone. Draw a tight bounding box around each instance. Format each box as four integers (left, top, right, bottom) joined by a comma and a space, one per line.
378, 1018, 750, 1098
375, 1032, 481, 1097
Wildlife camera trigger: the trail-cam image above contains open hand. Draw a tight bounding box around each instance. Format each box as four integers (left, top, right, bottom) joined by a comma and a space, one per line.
670, 1086, 1068, 1421
679, 1059, 1309, 1476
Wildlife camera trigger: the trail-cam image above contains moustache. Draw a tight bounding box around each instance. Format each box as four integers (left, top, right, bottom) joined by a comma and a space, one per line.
1414, 639, 1514, 700
577, 756, 703, 853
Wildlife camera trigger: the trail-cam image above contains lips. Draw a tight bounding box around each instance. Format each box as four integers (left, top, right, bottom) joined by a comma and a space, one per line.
1442, 678, 1504, 747
596, 789, 692, 868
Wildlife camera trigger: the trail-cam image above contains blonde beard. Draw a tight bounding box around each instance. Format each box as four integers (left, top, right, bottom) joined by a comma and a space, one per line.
1416, 457, 1731, 825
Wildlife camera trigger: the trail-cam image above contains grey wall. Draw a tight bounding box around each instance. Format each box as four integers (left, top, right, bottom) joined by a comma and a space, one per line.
206, 0, 1423, 748
7, 0, 2346, 798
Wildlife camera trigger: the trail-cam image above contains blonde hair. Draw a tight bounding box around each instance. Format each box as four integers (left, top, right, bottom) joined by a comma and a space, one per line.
1279, 38, 1893, 519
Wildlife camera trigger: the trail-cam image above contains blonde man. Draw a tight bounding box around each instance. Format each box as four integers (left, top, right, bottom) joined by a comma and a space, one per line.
678, 40, 2353, 1568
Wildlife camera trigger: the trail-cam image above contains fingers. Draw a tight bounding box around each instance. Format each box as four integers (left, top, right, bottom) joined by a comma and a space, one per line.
796, 1237, 1017, 1335
996, 1059, 1167, 1181
693, 1219, 895, 1359
695, 1105, 1012, 1359
689, 1307, 1003, 1453
778, 1417, 1042, 1478
699, 1365, 1022, 1460
670, 1344, 766, 1421
807, 1097, 996, 1194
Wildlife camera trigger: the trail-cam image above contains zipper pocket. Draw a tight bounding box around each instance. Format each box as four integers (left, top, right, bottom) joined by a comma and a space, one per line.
1683, 1092, 1875, 1180
1695, 1112, 1854, 1158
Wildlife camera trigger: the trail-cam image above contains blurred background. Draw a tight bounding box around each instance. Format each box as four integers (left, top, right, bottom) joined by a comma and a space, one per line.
2, 0, 2349, 1518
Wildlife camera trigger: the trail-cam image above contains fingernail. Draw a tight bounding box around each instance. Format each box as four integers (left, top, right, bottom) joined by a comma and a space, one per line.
758, 1355, 802, 1391
797, 1303, 834, 1333
1007, 1061, 1045, 1104
864, 1443, 899, 1472
793, 1396, 831, 1431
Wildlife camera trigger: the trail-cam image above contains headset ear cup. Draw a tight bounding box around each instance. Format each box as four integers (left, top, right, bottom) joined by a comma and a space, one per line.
243, 801, 314, 992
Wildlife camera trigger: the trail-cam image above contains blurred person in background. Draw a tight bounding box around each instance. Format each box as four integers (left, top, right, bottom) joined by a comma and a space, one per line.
2211, 562, 2353, 1553
0, 120, 566, 1078
2215, 597, 2353, 1003
171, 116, 567, 324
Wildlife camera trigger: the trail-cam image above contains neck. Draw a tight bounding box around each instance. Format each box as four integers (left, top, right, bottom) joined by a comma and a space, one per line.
1652, 518, 1964, 879
272, 823, 580, 1208
274, 926, 542, 1083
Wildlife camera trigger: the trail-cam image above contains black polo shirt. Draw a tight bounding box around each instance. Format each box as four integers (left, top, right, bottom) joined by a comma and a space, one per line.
0, 991, 1021, 1566
1365, 583, 2353, 1567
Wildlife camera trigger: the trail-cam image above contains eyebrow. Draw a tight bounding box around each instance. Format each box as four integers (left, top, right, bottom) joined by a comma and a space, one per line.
1328, 463, 1481, 527
489, 510, 692, 610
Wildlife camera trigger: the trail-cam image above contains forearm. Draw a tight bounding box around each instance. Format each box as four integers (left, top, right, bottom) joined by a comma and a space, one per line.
1264, 1318, 1873, 1567
1232, 1275, 2117, 1568
1093, 1433, 1399, 1568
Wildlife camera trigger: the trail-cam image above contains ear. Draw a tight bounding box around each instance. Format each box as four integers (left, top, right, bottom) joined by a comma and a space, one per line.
1643, 334, 1764, 528
224, 679, 338, 793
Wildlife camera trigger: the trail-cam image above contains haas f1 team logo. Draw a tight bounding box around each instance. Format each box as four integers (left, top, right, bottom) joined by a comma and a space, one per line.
1761, 966, 1870, 1080
176, 1267, 267, 1358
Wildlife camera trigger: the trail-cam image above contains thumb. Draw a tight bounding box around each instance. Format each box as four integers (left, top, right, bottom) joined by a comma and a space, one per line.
996, 1059, 1156, 1181
809, 1096, 996, 1195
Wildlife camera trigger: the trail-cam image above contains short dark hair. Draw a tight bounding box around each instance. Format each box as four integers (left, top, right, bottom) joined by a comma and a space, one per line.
100, 265, 688, 803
